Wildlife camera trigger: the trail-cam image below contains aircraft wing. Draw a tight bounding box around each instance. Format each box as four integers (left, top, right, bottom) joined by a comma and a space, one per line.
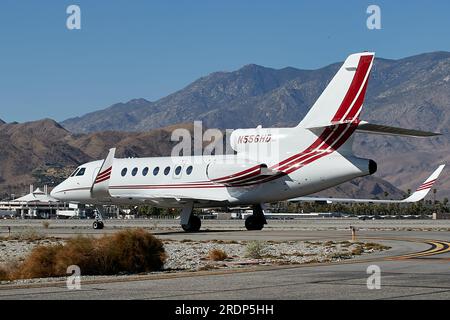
289, 165, 445, 204
111, 193, 228, 206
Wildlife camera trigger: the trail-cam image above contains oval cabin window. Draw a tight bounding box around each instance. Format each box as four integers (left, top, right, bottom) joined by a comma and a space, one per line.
164, 166, 171, 175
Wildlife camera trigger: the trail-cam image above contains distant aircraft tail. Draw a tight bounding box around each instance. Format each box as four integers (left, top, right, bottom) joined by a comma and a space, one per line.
299, 52, 375, 128
402, 165, 445, 202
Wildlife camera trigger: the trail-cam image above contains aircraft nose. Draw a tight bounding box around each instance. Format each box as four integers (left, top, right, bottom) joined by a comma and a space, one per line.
50, 184, 62, 199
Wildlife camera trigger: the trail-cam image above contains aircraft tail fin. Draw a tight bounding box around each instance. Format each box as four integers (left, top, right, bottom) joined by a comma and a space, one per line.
402, 164, 445, 202
299, 52, 375, 128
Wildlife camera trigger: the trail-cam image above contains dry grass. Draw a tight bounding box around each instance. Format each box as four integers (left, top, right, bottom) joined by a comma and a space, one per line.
198, 264, 219, 271
0, 266, 9, 281
0, 261, 20, 281
330, 252, 353, 260
207, 248, 228, 261
10, 228, 46, 241
363, 242, 391, 251
351, 246, 364, 256
4, 228, 167, 280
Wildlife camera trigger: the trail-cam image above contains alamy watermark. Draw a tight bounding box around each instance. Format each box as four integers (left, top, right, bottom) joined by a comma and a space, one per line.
366, 265, 381, 290
170, 121, 281, 164
66, 5, 81, 30
66, 265, 81, 290
367, 5, 382, 30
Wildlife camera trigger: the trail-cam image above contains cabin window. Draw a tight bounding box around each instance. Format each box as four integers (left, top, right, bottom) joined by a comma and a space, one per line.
186, 165, 193, 175
132, 167, 138, 176
70, 168, 80, 177
153, 167, 160, 175
175, 166, 182, 175
164, 166, 171, 175
142, 167, 149, 176
76, 168, 86, 176
121, 168, 127, 176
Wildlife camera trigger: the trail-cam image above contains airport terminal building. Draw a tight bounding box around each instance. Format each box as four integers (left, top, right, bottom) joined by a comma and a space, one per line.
0, 185, 70, 219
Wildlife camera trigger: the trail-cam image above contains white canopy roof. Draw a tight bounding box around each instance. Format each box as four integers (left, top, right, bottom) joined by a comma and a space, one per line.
13, 187, 59, 203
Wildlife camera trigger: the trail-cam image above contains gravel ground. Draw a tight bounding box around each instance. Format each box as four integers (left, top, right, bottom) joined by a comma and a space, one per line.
0, 236, 388, 286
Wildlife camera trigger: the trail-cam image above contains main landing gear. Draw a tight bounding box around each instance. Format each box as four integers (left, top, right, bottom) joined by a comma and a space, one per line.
181, 215, 201, 232
245, 204, 267, 231
180, 202, 201, 232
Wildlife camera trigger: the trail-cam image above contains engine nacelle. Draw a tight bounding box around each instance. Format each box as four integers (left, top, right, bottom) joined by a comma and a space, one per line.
206, 159, 269, 186
350, 157, 377, 176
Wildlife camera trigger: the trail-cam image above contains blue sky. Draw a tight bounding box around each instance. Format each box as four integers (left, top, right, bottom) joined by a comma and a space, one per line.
1, 0, 450, 123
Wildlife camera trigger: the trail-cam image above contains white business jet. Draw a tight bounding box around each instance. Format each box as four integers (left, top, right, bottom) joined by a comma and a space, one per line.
51, 52, 444, 231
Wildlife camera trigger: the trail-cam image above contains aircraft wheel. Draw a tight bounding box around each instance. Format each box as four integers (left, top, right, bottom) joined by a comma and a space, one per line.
93, 221, 104, 230
245, 215, 264, 231
181, 215, 201, 232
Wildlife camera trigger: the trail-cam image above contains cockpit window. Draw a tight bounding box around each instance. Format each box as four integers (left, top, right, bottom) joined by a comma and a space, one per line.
76, 168, 86, 176
70, 168, 80, 177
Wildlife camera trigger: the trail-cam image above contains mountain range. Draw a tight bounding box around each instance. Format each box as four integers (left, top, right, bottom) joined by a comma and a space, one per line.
2, 51, 450, 200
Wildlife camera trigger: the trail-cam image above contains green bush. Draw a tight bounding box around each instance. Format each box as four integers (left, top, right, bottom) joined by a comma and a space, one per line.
245, 241, 267, 259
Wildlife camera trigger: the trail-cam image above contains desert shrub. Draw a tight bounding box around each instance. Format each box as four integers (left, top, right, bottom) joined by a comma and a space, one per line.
351, 246, 364, 256
53, 236, 97, 275
0, 266, 9, 281
100, 228, 167, 274
11, 229, 167, 280
207, 248, 228, 261
245, 241, 267, 259
15, 244, 64, 279
42, 221, 50, 229
363, 242, 390, 251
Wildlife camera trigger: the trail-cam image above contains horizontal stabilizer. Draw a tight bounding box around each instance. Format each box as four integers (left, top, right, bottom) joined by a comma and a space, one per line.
289, 165, 445, 204
356, 121, 441, 137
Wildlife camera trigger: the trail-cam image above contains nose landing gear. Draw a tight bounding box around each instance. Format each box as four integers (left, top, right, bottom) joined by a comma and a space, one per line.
92, 208, 104, 230
93, 220, 104, 230
245, 204, 267, 231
